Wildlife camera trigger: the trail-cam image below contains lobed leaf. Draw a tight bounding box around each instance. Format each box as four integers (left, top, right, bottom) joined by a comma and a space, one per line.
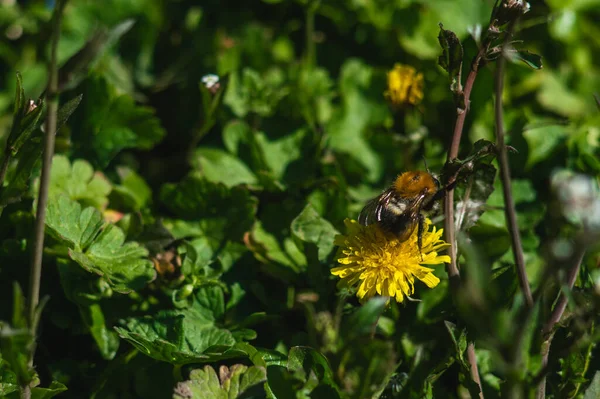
173, 364, 267, 399
46, 195, 155, 293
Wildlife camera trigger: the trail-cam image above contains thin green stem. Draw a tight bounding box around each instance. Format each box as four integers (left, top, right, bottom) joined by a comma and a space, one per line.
0, 152, 10, 188
26, 0, 68, 372
493, 22, 533, 309
304, 1, 319, 70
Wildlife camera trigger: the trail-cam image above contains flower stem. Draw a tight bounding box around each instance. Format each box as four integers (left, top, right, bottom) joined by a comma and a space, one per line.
536, 247, 585, 398
26, 0, 68, 370
493, 22, 533, 309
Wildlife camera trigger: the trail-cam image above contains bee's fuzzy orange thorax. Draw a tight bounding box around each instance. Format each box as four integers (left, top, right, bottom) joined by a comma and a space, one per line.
394, 171, 437, 197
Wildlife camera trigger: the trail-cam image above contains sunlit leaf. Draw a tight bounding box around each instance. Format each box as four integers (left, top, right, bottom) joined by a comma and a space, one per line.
173, 364, 266, 399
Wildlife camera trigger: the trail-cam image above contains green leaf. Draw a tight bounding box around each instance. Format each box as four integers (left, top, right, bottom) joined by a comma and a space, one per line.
55, 94, 83, 133
45, 195, 104, 252
222, 121, 312, 188
80, 303, 120, 360
291, 204, 339, 262
57, 20, 135, 91
509, 50, 543, 70
584, 371, 600, 399
111, 166, 152, 211
8, 99, 45, 157
68, 224, 155, 293
46, 196, 155, 293
115, 308, 252, 365
249, 221, 305, 278
341, 297, 387, 342
326, 59, 385, 182
180, 239, 218, 279
443, 321, 468, 369
455, 163, 497, 231
5, 72, 45, 157
191, 148, 258, 188
0, 365, 19, 396
194, 285, 226, 321
437, 24, 464, 101
224, 68, 288, 118
72, 75, 166, 167
173, 364, 267, 399
47, 155, 112, 209
522, 121, 568, 168
30, 381, 68, 399
0, 285, 35, 387
161, 176, 257, 247
0, 135, 43, 207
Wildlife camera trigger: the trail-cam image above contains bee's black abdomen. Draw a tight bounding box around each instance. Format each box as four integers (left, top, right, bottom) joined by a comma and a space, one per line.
377, 202, 418, 241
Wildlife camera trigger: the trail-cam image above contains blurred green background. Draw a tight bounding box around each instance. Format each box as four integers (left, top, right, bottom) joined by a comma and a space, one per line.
0, 0, 599, 398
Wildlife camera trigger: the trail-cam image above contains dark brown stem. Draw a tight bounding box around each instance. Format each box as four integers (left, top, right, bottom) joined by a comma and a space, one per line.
467, 342, 484, 399
443, 37, 490, 399
493, 23, 533, 309
444, 45, 488, 279
536, 248, 585, 399
26, 0, 68, 379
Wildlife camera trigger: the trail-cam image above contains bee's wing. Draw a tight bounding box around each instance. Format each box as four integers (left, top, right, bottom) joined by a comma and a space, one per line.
358, 190, 393, 226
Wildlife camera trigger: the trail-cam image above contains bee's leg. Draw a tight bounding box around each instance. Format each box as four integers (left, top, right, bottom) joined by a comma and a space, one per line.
417, 213, 425, 261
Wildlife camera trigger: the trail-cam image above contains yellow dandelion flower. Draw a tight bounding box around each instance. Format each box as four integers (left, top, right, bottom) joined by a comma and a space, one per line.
331, 218, 450, 303
385, 64, 424, 108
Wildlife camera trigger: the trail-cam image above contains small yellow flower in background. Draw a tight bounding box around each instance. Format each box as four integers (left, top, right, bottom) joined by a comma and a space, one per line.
385, 64, 424, 108
331, 218, 450, 303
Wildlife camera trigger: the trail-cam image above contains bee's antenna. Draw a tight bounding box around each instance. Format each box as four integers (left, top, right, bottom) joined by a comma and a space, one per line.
422, 156, 431, 174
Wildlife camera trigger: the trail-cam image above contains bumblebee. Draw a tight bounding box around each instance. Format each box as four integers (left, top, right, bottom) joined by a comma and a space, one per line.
359, 171, 445, 253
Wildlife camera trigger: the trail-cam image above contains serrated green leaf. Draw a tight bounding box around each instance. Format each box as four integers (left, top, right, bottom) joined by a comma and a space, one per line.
30, 381, 68, 399
46, 196, 155, 293
173, 364, 267, 399
46, 195, 104, 251
68, 224, 155, 293
291, 204, 339, 262
47, 155, 112, 209
115, 308, 252, 365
